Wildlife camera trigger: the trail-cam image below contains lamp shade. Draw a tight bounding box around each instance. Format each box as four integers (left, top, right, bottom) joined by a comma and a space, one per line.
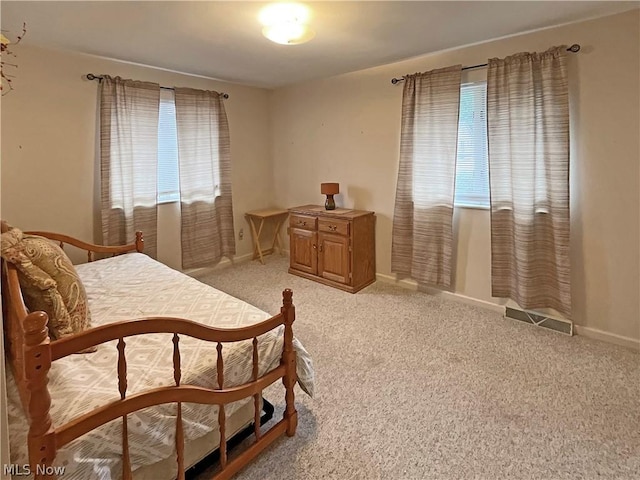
320, 182, 339, 195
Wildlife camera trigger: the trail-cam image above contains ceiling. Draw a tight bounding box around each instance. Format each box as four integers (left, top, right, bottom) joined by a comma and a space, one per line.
2, 1, 637, 88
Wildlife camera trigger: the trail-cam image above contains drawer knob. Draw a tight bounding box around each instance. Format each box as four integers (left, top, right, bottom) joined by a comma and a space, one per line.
298, 220, 307, 226
328, 225, 337, 231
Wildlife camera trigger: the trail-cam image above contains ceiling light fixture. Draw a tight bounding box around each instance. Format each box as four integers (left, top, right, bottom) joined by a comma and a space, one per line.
259, 3, 315, 45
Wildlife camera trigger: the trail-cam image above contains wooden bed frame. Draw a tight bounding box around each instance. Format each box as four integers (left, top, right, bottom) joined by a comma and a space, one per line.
1, 227, 298, 480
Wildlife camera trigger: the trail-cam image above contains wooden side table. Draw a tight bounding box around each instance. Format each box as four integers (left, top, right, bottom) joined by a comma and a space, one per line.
245, 208, 289, 264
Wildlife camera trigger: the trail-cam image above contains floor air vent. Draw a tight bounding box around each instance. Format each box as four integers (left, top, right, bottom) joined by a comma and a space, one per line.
505, 307, 573, 336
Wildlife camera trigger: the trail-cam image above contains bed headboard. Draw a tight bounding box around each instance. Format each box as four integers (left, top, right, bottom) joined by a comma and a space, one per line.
1, 225, 145, 393
1, 255, 56, 472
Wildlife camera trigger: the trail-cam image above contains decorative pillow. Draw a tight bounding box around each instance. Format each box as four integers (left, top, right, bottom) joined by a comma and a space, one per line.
1, 225, 93, 344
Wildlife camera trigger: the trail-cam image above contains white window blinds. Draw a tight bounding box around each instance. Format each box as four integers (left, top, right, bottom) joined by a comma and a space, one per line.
157, 88, 180, 203
454, 81, 490, 208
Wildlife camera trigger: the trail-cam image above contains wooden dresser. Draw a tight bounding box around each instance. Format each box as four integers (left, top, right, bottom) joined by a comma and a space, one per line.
288, 205, 375, 293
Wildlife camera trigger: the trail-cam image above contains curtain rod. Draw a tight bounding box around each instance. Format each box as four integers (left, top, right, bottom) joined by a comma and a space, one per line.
390, 44, 581, 85
85, 73, 230, 99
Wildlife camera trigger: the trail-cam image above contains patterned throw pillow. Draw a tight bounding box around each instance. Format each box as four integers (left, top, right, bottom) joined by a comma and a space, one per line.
1, 225, 93, 344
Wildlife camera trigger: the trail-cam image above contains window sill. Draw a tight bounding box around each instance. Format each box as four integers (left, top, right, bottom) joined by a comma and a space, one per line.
158, 192, 180, 205
454, 203, 489, 211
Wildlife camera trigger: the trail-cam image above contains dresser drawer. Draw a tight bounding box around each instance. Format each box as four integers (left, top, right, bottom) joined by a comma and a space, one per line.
290, 214, 317, 230
318, 218, 349, 236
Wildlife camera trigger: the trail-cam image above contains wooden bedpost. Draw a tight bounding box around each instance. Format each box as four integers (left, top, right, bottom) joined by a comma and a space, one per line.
135, 231, 144, 253
24, 311, 56, 478
280, 289, 298, 437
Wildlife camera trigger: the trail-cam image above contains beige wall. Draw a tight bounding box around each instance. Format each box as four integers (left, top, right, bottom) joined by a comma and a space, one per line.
1, 45, 273, 269
1, 12, 638, 341
270, 10, 640, 341
2, 8, 637, 472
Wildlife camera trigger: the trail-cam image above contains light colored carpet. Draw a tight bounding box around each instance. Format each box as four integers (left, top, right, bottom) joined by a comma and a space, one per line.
192, 256, 639, 480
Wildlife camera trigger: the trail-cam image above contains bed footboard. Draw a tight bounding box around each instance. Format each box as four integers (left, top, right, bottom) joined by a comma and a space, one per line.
46, 290, 298, 480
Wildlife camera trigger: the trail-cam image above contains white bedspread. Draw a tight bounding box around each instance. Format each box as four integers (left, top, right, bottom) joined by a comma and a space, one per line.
6, 253, 314, 479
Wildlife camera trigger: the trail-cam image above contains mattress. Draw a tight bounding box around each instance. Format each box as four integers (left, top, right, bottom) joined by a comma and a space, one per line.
6, 253, 314, 479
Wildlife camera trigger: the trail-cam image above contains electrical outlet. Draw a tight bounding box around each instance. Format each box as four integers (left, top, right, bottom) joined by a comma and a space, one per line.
239, 228, 244, 240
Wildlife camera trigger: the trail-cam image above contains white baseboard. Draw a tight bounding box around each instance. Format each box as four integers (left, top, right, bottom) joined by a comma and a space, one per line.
574, 325, 640, 351
435, 290, 506, 315
187, 259, 640, 351
375, 272, 419, 290
376, 272, 639, 350
375, 272, 505, 314
183, 252, 254, 277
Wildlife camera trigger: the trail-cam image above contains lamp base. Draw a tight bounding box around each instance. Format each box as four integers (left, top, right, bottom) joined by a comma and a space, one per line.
325, 195, 336, 210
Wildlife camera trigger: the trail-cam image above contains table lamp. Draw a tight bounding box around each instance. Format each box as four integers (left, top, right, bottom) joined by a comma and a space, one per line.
321, 182, 339, 210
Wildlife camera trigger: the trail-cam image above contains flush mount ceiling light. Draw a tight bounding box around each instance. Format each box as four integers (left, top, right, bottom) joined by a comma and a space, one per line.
259, 3, 315, 45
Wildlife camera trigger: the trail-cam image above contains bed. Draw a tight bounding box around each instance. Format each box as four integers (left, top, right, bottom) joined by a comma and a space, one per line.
1, 227, 314, 480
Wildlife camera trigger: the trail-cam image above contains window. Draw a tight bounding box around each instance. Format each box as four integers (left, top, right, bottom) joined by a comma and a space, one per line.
157, 89, 180, 203
454, 82, 489, 208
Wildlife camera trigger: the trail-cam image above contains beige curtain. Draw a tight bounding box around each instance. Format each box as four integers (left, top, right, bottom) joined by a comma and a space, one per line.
391, 65, 462, 288
174, 88, 235, 269
487, 46, 572, 318
100, 76, 160, 258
